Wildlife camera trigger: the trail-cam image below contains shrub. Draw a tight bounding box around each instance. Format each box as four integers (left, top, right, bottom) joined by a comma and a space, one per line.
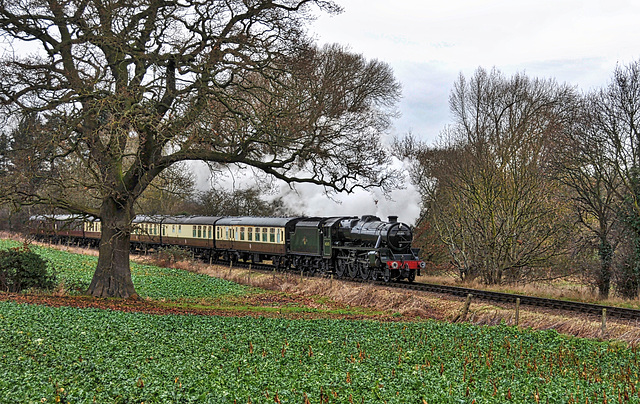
0, 244, 56, 292
152, 245, 193, 267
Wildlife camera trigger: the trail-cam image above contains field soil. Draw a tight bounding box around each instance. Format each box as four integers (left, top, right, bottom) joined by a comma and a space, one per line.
0, 289, 429, 322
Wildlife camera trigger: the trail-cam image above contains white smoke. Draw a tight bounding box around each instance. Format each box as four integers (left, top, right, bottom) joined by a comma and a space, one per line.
192, 156, 422, 226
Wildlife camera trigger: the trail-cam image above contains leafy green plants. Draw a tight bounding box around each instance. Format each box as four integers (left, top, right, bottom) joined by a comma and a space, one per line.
1, 302, 639, 403
0, 240, 248, 300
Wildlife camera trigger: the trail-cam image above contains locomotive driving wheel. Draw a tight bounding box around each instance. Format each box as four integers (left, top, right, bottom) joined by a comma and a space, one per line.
359, 262, 372, 280
347, 261, 358, 278
335, 259, 347, 278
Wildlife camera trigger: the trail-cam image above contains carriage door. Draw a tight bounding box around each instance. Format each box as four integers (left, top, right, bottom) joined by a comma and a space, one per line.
322, 225, 332, 257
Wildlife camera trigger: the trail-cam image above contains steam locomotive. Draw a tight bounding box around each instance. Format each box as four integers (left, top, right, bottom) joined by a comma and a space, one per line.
29, 214, 424, 282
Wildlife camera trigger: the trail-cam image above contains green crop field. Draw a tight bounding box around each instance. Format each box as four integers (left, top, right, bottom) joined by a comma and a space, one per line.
1, 241, 639, 403
1, 303, 639, 403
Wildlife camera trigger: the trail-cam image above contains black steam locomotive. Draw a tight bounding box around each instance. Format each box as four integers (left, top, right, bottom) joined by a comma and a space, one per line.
29, 214, 424, 282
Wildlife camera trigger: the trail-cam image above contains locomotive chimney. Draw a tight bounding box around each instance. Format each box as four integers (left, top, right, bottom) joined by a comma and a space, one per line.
388, 216, 398, 223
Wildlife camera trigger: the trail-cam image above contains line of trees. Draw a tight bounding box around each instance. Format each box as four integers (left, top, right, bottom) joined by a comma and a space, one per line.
400, 62, 640, 299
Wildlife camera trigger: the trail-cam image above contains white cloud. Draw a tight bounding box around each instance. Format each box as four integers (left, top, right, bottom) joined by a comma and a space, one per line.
276, 157, 422, 225
192, 157, 423, 226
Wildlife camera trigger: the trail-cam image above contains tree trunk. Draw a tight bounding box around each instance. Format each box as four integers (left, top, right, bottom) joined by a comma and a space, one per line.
87, 199, 137, 298
597, 238, 612, 299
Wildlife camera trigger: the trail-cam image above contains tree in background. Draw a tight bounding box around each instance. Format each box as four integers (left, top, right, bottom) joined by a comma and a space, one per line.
588, 61, 640, 298
194, 187, 294, 217
0, 0, 402, 298
135, 164, 196, 216
553, 95, 622, 299
406, 68, 577, 285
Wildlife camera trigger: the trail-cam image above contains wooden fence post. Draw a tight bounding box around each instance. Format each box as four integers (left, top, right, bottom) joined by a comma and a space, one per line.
454, 294, 473, 322
515, 298, 520, 326
601, 308, 607, 337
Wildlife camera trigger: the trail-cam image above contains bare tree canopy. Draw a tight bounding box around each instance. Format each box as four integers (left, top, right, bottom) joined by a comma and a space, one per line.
0, 0, 401, 297
409, 68, 577, 284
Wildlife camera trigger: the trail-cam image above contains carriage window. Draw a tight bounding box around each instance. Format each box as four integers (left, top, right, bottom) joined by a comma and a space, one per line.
277, 230, 281, 244
255, 228, 260, 241
198, 226, 202, 238
172, 225, 176, 233
208, 226, 212, 239
225, 228, 229, 240
270, 228, 275, 243
178, 225, 181, 234
240, 227, 245, 241
263, 228, 268, 242
193, 226, 196, 237
162, 226, 166, 236
248, 227, 253, 241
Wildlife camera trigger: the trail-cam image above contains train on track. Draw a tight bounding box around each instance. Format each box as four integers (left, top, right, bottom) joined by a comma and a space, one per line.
29, 214, 425, 282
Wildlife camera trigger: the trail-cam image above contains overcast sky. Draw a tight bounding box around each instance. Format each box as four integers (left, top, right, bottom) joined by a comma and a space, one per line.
309, 0, 640, 142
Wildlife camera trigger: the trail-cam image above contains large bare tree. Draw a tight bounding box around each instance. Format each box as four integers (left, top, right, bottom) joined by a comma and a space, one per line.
411, 68, 577, 284
0, 0, 401, 298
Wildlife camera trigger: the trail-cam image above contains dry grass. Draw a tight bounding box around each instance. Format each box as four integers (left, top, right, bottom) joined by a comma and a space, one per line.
180, 260, 640, 345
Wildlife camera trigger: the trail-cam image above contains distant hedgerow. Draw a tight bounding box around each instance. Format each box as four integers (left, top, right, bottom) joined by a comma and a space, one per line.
0, 244, 56, 292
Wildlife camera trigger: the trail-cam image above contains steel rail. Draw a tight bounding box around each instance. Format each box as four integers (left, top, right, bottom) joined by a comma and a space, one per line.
386, 281, 640, 321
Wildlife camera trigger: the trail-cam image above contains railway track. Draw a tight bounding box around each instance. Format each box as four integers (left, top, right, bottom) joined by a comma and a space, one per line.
228, 260, 640, 321
381, 280, 640, 321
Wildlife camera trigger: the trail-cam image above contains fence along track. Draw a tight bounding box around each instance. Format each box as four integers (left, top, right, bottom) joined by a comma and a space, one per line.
387, 281, 640, 321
